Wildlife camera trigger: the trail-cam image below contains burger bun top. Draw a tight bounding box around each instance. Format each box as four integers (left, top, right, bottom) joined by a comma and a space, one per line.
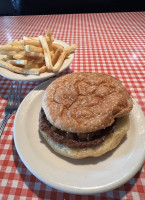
42, 72, 133, 133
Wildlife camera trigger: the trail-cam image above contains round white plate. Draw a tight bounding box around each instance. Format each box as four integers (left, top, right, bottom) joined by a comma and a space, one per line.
0, 40, 74, 81
13, 80, 145, 195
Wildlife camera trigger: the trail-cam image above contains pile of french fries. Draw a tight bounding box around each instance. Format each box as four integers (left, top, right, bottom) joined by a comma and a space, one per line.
0, 29, 77, 75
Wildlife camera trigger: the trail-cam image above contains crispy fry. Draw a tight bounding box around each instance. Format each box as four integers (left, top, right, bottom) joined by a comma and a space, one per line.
0, 59, 41, 75
64, 44, 78, 55
34, 59, 45, 64
7, 60, 27, 65
22, 39, 41, 47
23, 36, 54, 42
0, 54, 8, 61
0, 51, 25, 56
25, 63, 40, 69
39, 66, 48, 73
9, 40, 21, 46
52, 44, 77, 72
33, 36, 54, 42
22, 37, 54, 48
13, 54, 26, 60
53, 52, 66, 72
27, 59, 45, 65
25, 64, 47, 73
25, 45, 43, 53
25, 51, 44, 58
0, 45, 24, 51
25, 51, 53, 59
39, 35, 53, 70
52, 48, 63, 66
52, 43, 64, 52
45, 29, 53, 51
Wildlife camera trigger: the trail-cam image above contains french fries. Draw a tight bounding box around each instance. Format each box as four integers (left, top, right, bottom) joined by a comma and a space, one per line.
0, 59, 44, 75
25, 52, 44, 58
13, 54, 26, 60
0, 51, 25, 56
45, 29, 53, 51
0, 54, 8, 61
52, 48, 63, 66
6, 60, 27, 65
25, 45, 43, 53
53, 51, 66, 72
52, 43, 64, 52
0, 29, 77, 75
39, 35, 53, 70
0, 45, 24, 51
9, 40, 21, 46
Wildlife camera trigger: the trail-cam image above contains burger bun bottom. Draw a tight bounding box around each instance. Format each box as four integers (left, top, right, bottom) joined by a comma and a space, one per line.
39, 116, 129, 159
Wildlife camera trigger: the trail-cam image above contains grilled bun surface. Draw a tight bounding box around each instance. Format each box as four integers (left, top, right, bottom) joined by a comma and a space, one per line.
42, 72, 133, 134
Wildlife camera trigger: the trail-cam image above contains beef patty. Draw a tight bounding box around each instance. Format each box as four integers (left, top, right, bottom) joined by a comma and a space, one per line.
39, 108, 116, 148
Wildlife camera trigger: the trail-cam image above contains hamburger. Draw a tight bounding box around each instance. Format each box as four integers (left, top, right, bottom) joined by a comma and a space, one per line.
39, 72, 133, 159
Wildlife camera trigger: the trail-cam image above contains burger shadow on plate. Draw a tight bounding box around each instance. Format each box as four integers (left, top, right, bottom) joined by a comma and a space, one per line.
11, 138, 142, 199
39, 130, 127, 165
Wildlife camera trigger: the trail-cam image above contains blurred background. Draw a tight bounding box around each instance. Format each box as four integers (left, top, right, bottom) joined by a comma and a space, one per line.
0, 0, 145, 16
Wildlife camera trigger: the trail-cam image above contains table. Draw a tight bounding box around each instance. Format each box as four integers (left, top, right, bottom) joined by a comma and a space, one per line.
0, 12, 145, 200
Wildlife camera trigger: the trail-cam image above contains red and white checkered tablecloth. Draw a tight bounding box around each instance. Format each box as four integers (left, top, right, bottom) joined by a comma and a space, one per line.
0, 12, 145, 200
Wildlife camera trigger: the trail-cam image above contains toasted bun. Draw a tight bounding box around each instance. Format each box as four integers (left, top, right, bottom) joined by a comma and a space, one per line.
42, 72, 133, 133
39, 115, 129, 159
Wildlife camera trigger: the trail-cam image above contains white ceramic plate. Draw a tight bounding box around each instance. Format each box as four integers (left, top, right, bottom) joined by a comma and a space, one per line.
13, 80, 145, 195
0, 40, 74, 81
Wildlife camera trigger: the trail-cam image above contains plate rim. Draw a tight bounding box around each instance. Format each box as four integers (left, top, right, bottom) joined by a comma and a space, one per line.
13, 80, 145, 195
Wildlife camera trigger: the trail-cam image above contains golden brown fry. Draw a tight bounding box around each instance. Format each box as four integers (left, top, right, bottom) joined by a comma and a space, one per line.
27, 59, 45, 65
23, 36, 54, 42
45, 30, 50, 37
25, 51, 44, 58
0, 59, 40, 75
9, 40, 21, 46
22, 38, 54, 47
48, 40, 53, 51
25, 64, 47, 73
13, 54, 26, 60
52, 43, 64, 52
0, 45, 24, 51
53, 52, 66, 72
34, 59, 45, 64
7, 60, 27, 65
25, 62, 40, 69
64, 44, 78, 55
22, 39, 41, 47
39, 35, 53, 70
34, 36, 54, 42
39, 66, 48, 73
0, 51, 25, 56
25, 45, 43, 53
52, 44, 77, 72
0, 54, 9, 61
45, 29, 53, 51
52, 48, 63, 66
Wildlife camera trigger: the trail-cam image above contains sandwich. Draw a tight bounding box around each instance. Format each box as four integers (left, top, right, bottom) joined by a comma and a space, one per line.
39, 72, 133, 159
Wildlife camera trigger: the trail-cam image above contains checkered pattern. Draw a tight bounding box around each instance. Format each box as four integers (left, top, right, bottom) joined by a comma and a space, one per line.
0, 12, 145, 200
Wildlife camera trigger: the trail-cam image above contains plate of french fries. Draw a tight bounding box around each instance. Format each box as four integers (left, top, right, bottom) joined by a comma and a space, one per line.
0, 29, 77, 81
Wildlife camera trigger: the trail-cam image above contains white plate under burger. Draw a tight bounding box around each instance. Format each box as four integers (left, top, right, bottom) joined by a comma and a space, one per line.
0, 40, 74, 81
13, 79, 145, 195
